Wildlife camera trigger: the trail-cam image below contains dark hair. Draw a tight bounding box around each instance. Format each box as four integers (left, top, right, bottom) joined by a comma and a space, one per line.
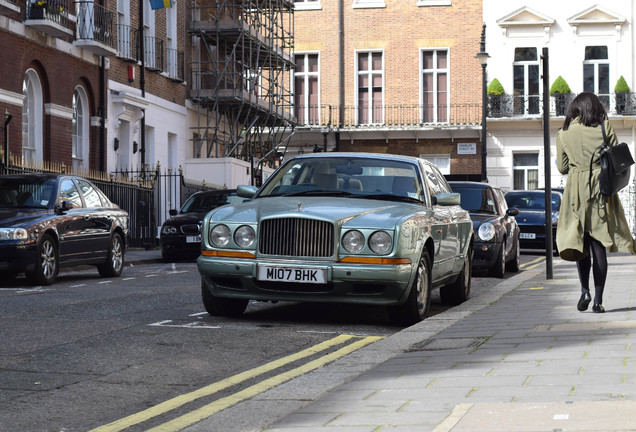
562, 91, 607, 130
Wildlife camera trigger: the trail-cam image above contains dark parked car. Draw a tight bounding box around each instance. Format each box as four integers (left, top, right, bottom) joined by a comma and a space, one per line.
197, 153, 475, 326
505, 190, 561, 253
160, 189, 241, 262
0, 173, 129, 285
449, 181, 520, 278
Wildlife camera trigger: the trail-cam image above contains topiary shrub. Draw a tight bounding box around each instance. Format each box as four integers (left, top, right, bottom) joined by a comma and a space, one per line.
550, 76, 572, 116
549, 76, 571, 95
487, 78, 505, 95
615, 76, 630, 93
615, 76, 631, 114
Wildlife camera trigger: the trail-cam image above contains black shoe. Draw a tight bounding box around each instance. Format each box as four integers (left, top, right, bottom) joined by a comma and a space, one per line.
577, 292, 591, 311
592, 304, 605, 313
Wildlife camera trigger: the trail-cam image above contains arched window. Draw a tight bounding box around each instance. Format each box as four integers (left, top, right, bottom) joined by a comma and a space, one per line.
72, 87, 90, 171
22, 69, 43, 164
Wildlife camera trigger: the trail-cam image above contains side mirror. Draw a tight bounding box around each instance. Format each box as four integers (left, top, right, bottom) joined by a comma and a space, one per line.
56, 200, 74, 214
436, 192, 461, 206
506, 207, 519, 217
237, 185, 258, 198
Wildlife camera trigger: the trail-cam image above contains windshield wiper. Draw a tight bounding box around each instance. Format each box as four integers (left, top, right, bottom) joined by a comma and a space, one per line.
355, 193, 423, 204
275, 190, 356, 197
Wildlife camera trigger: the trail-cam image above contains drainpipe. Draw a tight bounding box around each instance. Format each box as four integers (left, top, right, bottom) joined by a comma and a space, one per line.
336, 0, 343, 151
99, 57, 106, 172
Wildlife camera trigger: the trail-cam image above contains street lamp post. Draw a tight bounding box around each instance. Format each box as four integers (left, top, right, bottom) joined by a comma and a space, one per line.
475, 24, 490, 183
3, 110, 13, 167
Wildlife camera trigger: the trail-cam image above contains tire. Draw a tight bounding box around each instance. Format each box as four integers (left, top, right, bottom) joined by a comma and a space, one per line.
489, 240, 506, 278
440, 247, 472, 306
388, 250, 432, 326
506, 235, 520, 273
201, 278, 248, 317
97, 232, 125, 277
161, 249, 177, 263
26, 234, 58, 286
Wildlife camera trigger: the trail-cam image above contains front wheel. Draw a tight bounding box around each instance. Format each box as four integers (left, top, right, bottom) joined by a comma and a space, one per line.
201, 278, 248, 317
26, 234, 58, 286
388, 250, 432, 326
97, 232, 124, 277
440, 247, 472, 306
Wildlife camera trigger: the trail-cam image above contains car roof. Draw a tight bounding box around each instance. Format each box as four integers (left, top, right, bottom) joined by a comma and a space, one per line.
448, 181, 495, 189
290, 152, 423, 164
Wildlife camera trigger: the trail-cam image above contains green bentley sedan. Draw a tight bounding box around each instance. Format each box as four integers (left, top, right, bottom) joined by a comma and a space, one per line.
197, 153, 474, 326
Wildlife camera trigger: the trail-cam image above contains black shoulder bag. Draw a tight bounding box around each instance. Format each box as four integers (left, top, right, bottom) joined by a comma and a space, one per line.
589, 122, 634, 197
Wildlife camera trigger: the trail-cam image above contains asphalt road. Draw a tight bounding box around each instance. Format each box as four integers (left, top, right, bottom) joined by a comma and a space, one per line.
0, 255, 546, 432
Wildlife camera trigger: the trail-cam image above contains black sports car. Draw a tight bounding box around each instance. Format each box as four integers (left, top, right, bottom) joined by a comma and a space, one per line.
449, 181, 520, 278
505, 190, 561, 253
160, 189, 241, 262
0, 173, 129, 285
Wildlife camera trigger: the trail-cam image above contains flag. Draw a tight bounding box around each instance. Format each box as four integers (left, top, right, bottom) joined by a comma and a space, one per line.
149, 0, 172, 10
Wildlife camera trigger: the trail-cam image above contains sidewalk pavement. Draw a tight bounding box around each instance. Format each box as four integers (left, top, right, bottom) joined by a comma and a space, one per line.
126, 248, 636, 431
256, 254, 636, 432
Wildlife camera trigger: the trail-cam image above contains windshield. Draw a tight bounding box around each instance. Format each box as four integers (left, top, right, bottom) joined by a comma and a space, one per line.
506, 192, 561, 212
453, 186, 497, 214
0, 177, 56, 209
180, 191, 240, 213
258, 157, 424, 203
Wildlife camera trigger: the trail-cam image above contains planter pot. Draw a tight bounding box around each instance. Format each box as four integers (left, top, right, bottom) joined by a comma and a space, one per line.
29, 7, 45, 19
488, 94, 503, 118
553, 93, 571, 116
616, 93, 627, 114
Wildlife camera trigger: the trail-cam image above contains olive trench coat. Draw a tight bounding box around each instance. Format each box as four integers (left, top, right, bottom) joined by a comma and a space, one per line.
556, 118, 636, 261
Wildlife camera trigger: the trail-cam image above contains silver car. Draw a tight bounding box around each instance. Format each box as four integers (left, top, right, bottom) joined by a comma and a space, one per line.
197, 153, 474, 326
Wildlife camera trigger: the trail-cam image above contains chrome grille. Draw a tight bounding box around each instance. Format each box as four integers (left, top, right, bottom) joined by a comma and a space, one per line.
180, 224, 200, 235
259, 218, 334, 257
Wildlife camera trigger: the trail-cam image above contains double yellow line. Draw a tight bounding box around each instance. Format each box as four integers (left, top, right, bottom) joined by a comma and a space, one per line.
520, 256, 546, 271
90, 333, 382, 432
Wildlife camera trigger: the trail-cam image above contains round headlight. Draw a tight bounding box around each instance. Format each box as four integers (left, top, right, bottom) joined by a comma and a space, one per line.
478, 223, 496, 241
342, 230, 365, 253
161, 225, 178, 235
369, 231, 392, 255
210, 224, 231, 247
234, 225, 255, 248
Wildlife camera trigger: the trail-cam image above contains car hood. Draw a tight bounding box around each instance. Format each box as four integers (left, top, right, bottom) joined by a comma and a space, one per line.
163, 211, 208, 226
515, 209, 549, 224
0, 208, 52, 228
469, 213, 501, 228
208, 196, 425, 229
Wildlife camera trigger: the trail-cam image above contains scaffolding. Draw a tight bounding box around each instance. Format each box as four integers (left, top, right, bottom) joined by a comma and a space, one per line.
189, 0, 295, 183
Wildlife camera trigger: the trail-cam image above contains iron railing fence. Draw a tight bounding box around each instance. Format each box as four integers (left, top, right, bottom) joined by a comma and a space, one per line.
167, 48, 185, 82
117, 24, 140, 62
75, 1, 116, 48
294, 104, 482, 128
145, 35, 164, 71
488, 93, 636, 118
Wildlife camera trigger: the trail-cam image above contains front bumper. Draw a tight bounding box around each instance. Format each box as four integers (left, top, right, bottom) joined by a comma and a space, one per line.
471, 241, 500, 270
0, 243, 38, 273
197, 255, 414, 306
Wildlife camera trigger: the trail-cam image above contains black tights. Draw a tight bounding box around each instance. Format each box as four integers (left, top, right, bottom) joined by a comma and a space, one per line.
576, 233, 608, 305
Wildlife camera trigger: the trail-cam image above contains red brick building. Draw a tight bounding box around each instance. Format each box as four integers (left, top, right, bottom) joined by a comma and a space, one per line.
289, 0, 484, 178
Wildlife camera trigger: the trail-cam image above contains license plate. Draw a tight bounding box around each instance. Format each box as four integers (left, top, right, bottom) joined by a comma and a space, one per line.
519, 233, 536, 240
186, 235, 201, 243
257, 265, 327, 284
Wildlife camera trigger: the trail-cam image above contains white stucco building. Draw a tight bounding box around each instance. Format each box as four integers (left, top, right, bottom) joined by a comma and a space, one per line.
483, 1, 635, 196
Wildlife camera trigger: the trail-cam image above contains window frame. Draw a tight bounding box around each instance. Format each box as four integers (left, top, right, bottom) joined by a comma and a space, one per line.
22, 69, 43, 165
583, 45, 610, 102
420, 48, 450, 123
293, 52, 321, 125
355, 50, 385, 125
513, 152, 539, 190
72, 86, 90, 172
294, 0, 321, 10
512, 47, 540, 116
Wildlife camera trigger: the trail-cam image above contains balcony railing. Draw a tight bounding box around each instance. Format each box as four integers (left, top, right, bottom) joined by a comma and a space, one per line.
75, 1, 116, 55
294, 104, 481, 128
117, 24, 140, 61
145, 36, 164, 71
26, 0, 73, 37
167, 48, 184, 82
487, 93, 636, 118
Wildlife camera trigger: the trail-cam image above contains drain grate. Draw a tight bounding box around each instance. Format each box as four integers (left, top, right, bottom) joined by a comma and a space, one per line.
409, 337, 489, 351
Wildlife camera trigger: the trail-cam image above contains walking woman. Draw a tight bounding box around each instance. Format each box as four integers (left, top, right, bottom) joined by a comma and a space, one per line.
556, 92, 636, 313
